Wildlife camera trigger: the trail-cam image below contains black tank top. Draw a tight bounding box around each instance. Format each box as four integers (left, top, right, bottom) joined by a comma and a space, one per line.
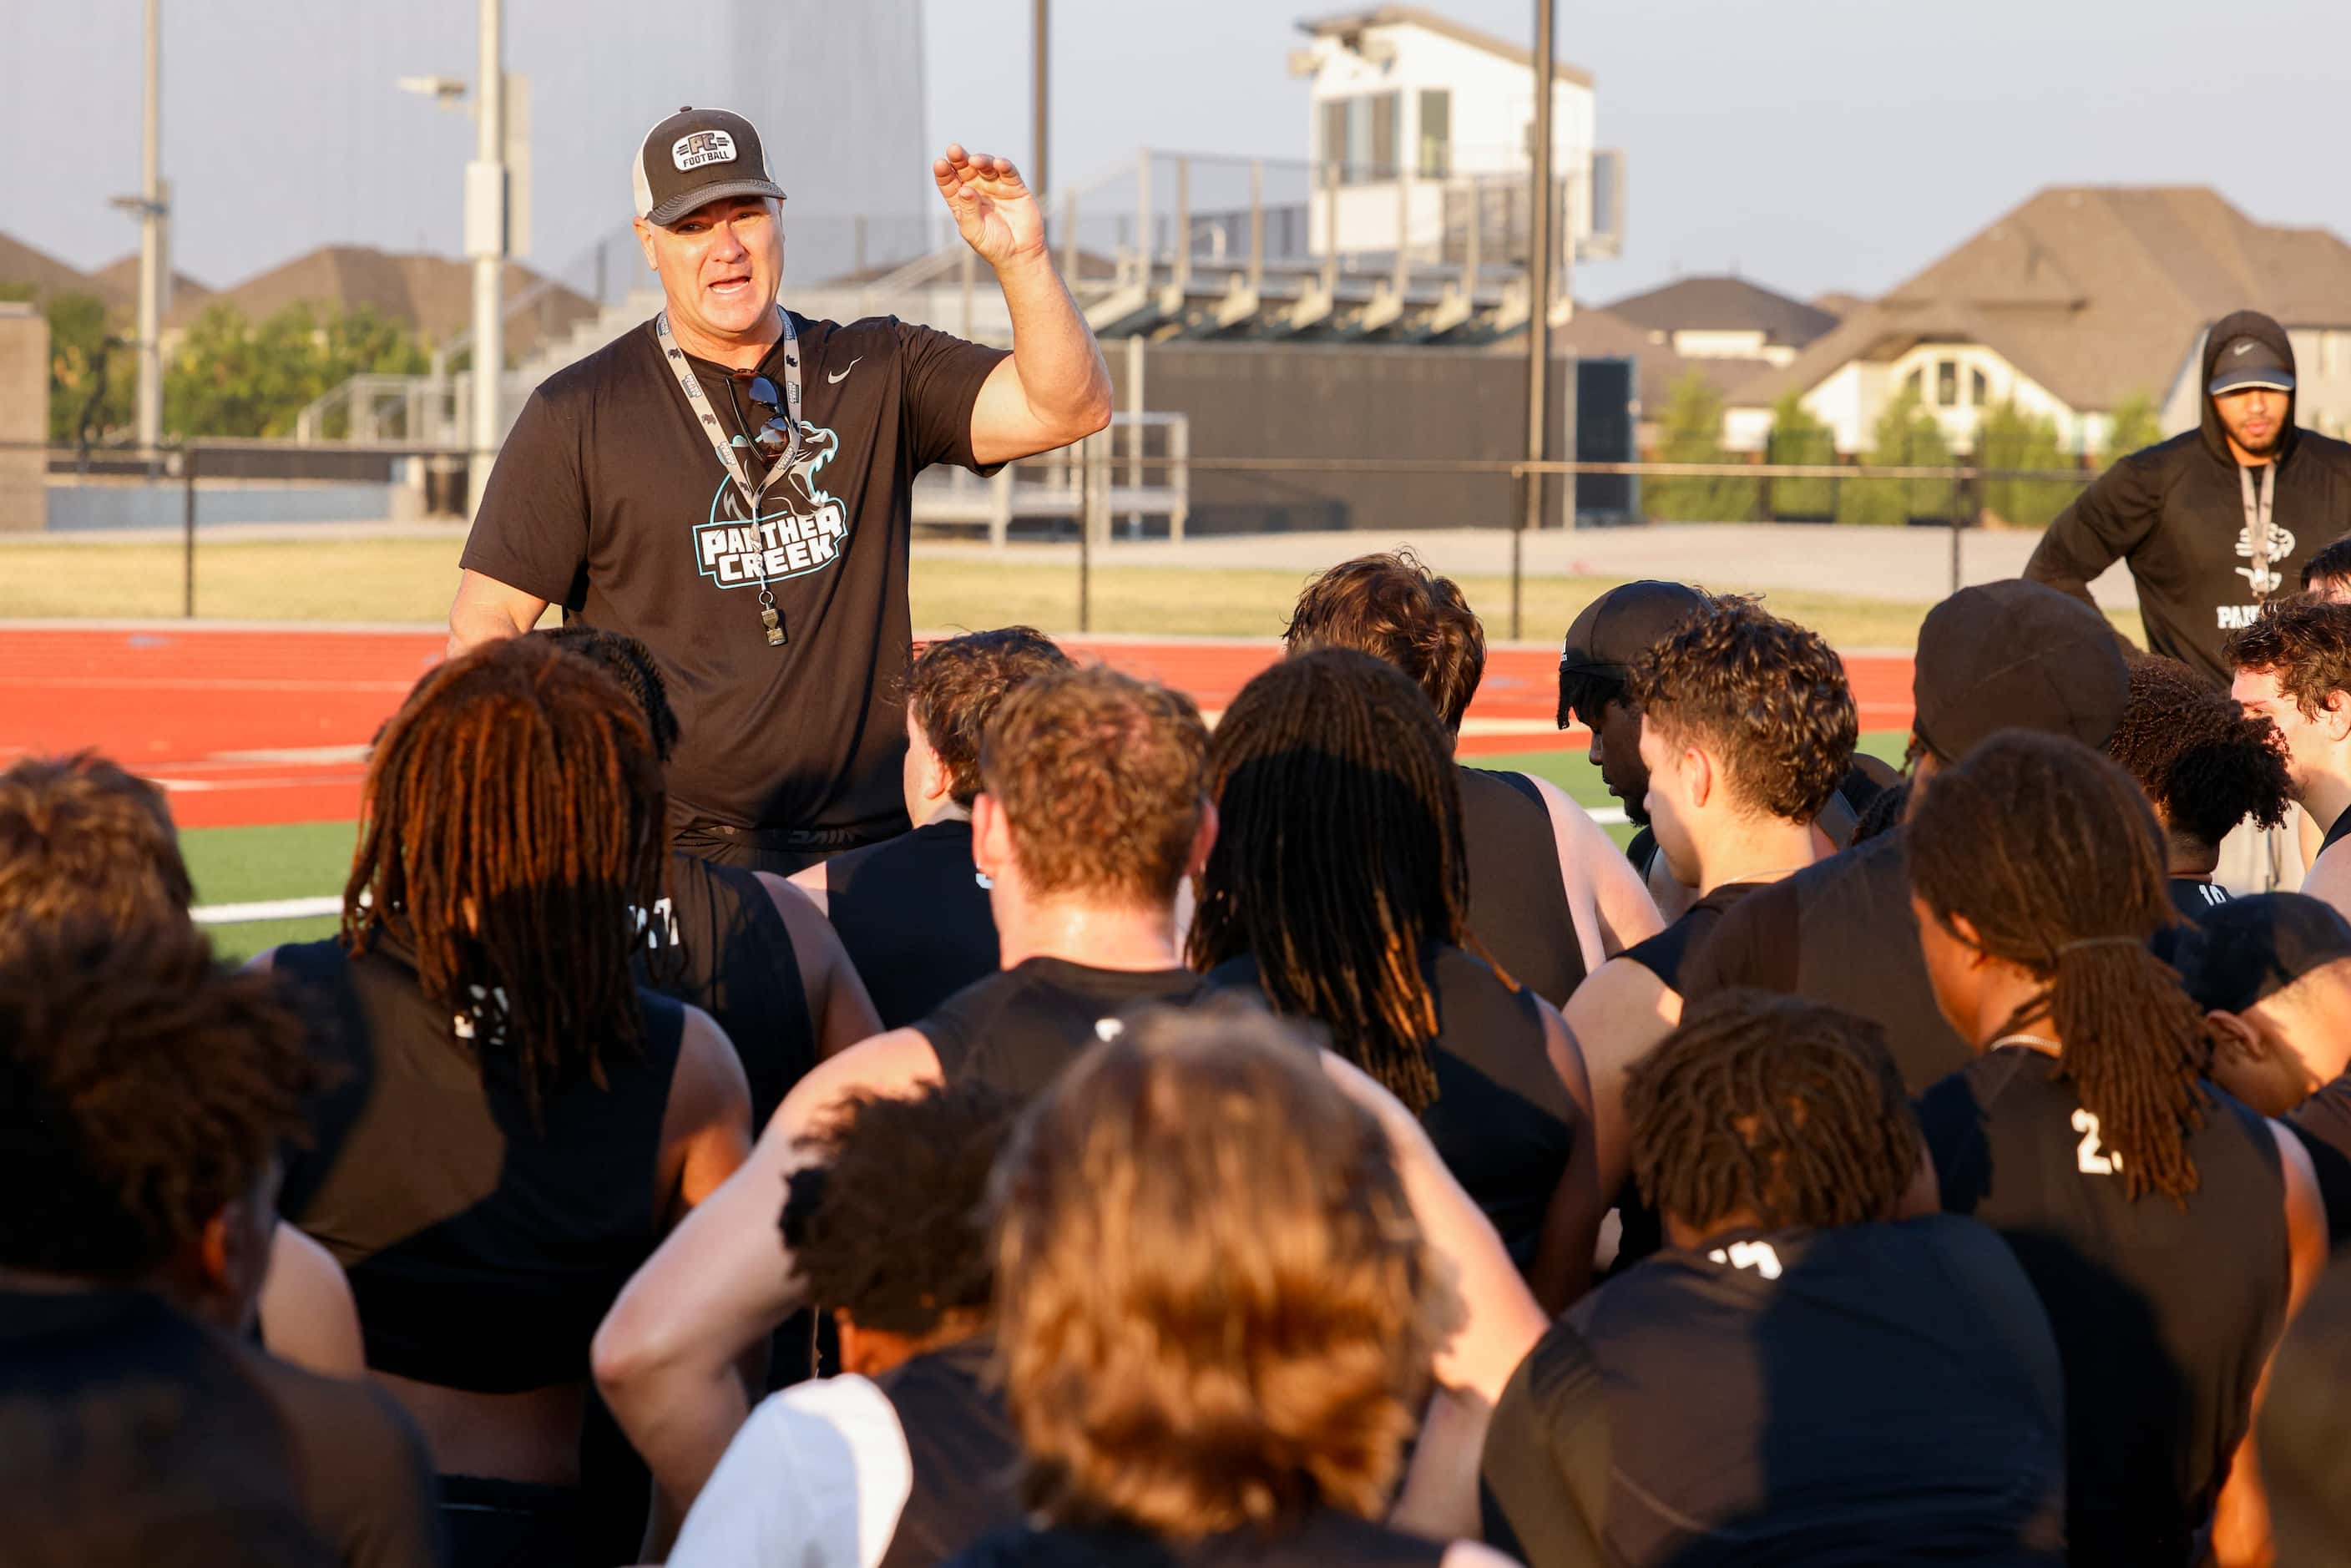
273, 938, 686, 1393
2323, 805, 2351, 859
1484, 1217, 2068, 1568
1679, 831, 1978, 1094
1620, 880, 1765, 994
872, 1335, 1023, 1568
2168, 878, 2231, 922
1207, 946, 1578, 1267
1457, 766, 1585, 1006
643, 850, 816, 1128
914, 956, 1206, 1097
826, 818, 1001, 1029
1919, 1049, 2289, 1567
949, 1509, 1445, 1567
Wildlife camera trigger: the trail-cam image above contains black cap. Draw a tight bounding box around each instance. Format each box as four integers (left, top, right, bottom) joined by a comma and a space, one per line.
1912, 580, 2129, 761
1560, 580, 1708, 680
2180, 893, 2351, 1014
633, 107, 787, 225
2209, 335, 2297, 396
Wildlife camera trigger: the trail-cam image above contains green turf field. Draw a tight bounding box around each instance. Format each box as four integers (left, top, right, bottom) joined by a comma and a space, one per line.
0, 534, 2146, 650
187, 731, 1914, 964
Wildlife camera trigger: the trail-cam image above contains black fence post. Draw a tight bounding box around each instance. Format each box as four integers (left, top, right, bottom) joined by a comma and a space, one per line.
181, 444, 197, 620
1509, 473, 1525, 641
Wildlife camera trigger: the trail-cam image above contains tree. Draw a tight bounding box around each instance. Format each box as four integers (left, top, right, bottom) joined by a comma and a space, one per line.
164, 302, 430, 439
1838, 385, 1955, 525
1763, 392, 1836, 519
2098, 390, 2164, 468
1643, 370, 1758, 523
4, 287, 135, 447
1974, 399, 2077, 528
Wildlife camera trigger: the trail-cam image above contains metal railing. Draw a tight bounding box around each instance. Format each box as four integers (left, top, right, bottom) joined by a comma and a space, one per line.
5, 440, 2105, 643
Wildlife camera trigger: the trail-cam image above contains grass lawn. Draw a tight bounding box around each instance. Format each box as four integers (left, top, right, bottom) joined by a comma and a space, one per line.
183, 729, 1915, 961
0, 534, 2145, 650
182, 820, 351, 963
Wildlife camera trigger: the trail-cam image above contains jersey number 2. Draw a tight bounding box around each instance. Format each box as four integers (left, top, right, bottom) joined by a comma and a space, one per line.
2071, 1108, 2122, 1175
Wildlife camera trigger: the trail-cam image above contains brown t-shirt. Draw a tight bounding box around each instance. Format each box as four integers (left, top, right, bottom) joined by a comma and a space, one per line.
462, 311, 1008, 835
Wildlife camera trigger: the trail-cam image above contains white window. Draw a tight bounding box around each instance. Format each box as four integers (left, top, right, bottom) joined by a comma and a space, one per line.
1418, 89, 1450, 178
1322, 92, 1401, 185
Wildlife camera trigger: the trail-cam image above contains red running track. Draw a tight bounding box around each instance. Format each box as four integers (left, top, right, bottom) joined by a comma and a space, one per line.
0, 625, 1918, 830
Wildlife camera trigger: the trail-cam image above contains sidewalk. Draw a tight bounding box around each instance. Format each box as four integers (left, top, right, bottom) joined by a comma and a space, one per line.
913, 524, 2140, 608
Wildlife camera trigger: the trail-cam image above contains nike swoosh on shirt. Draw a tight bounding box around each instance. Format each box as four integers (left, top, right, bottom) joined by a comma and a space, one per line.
827, 357, 862, 384
2233, 341, 2256, 355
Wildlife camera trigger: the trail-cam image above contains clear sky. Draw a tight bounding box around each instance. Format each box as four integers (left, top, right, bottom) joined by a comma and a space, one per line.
10, 0, 2350, 311
927, 0, 2351, 306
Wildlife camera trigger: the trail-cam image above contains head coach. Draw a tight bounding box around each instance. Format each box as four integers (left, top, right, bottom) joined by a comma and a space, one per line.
447, 108, 1112, 873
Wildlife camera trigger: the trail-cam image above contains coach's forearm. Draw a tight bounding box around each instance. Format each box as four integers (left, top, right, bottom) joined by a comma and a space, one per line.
995, 250, 1112, 439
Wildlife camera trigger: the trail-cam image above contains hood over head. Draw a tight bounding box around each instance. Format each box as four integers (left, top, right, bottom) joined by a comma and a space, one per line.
2201, 309, 2299, 464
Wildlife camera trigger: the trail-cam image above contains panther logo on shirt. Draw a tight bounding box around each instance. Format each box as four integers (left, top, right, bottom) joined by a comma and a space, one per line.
690, 421, 848, 589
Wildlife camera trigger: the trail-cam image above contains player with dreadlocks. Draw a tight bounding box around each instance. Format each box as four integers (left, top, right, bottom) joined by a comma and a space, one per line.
1189, 645, 1602, 1310
1908, 730, 2326, 1568
256, 635, 754, 1565
1283, 553, 1661, 1004
1483, 989, 2070, 1568
2106, 656, 2293, 921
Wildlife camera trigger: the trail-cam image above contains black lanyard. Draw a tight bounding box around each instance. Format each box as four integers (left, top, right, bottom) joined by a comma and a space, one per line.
656, 307, 801, 645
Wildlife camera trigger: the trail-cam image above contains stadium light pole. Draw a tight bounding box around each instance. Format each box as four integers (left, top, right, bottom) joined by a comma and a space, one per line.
112, 0, 168, 460
465, 0, 508, 518
1032, 0, 1049, 198
1515, 0, 1558, 638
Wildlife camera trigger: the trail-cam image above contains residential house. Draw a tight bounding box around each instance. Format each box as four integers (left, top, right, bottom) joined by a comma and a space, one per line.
1724, 186, 2351, 456
0, 232, 113, 304
0, 233, 211, 316
163, 245, 597, 362
1291, 6, 1623, 266
1600, 274, 1839, 369
90, 254, 212, 316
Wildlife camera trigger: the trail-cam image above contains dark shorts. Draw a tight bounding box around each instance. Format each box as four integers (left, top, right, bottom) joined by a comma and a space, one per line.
437, 1475, 583, 1568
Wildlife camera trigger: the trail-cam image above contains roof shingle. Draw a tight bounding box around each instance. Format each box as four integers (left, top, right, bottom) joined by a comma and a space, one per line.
1734, 186, 2351, 413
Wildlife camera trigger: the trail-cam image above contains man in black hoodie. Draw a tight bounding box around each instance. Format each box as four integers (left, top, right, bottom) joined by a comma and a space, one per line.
2026, 309, 2351, 689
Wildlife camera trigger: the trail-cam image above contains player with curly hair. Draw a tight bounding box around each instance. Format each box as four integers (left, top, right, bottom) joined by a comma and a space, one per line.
2107, 656, 2294, 919
2228, 597, 2351, 918
666, 1081, 1024, 1567
1484, 989, 2070, 1568
1560, 594, 1858, 1239
0, 919, 442, 1566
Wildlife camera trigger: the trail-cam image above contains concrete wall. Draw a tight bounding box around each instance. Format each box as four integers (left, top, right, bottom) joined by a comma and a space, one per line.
0, 306, 47, 533
1110, 341, 1593, 534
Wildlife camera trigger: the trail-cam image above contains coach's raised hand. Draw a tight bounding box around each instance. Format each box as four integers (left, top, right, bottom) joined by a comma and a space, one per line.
933, 144, 1046, 270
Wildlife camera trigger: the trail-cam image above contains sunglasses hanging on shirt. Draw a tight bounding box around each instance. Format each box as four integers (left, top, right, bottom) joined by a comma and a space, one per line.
654, 308, 802, 648
744, 377, 800, 459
